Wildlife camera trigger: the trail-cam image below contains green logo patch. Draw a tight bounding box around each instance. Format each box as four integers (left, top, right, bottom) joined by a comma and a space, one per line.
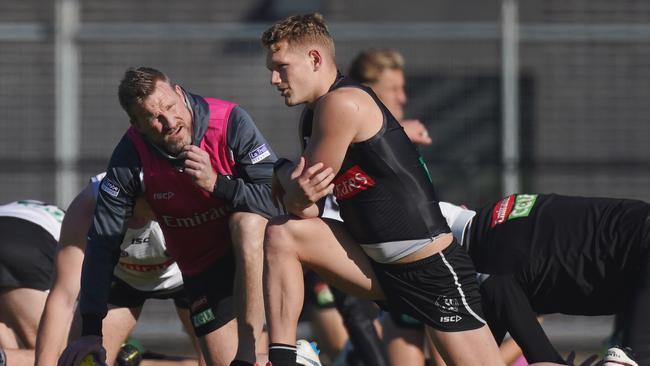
192, 308, 215, 327
418, 156, 432, 183
508, 194, 538, 220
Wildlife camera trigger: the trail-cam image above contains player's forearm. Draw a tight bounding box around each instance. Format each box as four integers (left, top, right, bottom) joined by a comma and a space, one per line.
36, 294, 76, 365
212, 177, 283, 218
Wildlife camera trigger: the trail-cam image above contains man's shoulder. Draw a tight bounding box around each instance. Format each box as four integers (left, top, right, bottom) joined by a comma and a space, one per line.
325, 85, 370, 101
315, 87, 381, 133
317, 87, 374, 114
108, 133, 141, 166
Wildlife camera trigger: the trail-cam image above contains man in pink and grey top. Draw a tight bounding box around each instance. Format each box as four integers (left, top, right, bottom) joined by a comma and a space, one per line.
58, 67, 282, 366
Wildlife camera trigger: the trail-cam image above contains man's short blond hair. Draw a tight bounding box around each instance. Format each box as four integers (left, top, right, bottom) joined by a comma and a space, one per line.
261, 13, 335, 58
349, 49, 405, 84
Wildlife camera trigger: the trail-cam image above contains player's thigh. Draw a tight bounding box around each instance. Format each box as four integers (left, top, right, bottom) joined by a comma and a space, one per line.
426, 325, 504, 366
103, 305, 141, 364
383, 315, 426, 366
0, 287, 47, 347
0, 321, 18, 348
266, 216, 383, 300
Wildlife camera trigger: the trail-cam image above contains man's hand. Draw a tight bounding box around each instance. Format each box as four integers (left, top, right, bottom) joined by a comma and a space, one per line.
400, 119, 432, 145
57, 335, 106, 366
278, 157, 335, 214
180, 145, 218, 192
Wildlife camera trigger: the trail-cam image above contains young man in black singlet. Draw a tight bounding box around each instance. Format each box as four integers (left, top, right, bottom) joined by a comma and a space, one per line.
260, 13, 507, 366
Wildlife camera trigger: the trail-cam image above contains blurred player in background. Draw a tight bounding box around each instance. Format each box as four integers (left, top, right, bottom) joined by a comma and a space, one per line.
0, 200, 63, 366
349, 48, 432, 146
37, 173, 202, 366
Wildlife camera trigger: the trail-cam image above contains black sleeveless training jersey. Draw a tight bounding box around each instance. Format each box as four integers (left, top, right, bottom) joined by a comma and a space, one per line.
468, 193, 650, 315
300, 75, 450, 244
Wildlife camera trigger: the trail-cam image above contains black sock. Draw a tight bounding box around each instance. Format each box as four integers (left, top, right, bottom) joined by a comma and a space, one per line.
268, 343, 296, 366
229, 360, 255, 366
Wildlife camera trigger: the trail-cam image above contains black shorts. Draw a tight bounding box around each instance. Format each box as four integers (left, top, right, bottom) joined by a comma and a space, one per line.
387, 311, 425, 330
182, 252, 236, 337
0, 217, 57, 291
371, 240, 486, 332
107, 277, 189, 309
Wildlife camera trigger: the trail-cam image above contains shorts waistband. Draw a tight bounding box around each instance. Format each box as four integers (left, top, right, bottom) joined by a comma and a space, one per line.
371, 239, 460, 272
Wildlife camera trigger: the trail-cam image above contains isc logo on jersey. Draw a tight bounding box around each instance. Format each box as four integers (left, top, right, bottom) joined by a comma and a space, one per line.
490, 194, 538, 227
333, 165, 375, 200
130, 237, 150, 245
153, 192, 174, 200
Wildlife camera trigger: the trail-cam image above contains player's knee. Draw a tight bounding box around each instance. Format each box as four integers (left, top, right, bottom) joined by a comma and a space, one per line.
229, 211, 267, 234
264, 217, 298, 256
229, 212, 267, 255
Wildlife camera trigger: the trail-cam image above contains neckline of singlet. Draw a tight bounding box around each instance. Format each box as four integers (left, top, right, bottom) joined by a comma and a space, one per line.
328, 71, 345, 91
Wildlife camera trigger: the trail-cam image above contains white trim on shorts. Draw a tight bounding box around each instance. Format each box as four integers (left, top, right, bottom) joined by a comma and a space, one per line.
439, 251, 486, 325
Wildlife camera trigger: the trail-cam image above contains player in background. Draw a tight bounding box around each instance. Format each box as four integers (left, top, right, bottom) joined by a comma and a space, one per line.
37, 173, 202, 366
0, 200, 63, 366
439, 194, 649, 365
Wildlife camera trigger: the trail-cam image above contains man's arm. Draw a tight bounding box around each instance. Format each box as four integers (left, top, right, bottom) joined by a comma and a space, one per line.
480, 275, 564, 364
212, 106, 285, 218
277, 88, 382, 215
35, 184, 95, 366
78, 137, 142, 337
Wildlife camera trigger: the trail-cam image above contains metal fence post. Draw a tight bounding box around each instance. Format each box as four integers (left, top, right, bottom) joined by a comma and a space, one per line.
501, 0, 521, 195
54, 0, 81, 207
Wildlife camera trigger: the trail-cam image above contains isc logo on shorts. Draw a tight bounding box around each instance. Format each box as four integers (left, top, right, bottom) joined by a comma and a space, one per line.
440, 315, 462, 323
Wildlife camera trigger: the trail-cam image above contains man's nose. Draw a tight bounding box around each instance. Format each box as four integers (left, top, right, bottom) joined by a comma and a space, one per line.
270, 70, 281, 85
398, 89, 407, 105
160, 113, 177, 129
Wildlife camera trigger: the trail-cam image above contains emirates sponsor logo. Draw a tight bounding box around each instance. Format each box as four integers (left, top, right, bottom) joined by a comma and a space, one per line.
162, 206, 231, 228
491, 195, 515, 227
333, 165, 375, 200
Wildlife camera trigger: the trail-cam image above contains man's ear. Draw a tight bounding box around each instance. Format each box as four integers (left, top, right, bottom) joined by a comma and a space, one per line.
174, 84, 184, 96
308, 49, 323, 71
